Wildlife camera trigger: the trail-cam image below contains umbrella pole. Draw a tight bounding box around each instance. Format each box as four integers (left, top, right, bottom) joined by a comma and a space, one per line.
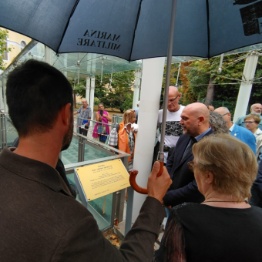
128, 0, 178, 195
158, 0, 177, 163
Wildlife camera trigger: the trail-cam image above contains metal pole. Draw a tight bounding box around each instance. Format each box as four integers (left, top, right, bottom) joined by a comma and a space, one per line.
0, 111, 7, 149
78, 135, 85, 162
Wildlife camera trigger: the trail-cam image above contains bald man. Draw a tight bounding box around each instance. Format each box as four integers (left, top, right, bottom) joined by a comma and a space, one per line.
163, 102, 212, 207
215, 106, 256, 154
235, 103, 262, 130
157, 86, 185, 163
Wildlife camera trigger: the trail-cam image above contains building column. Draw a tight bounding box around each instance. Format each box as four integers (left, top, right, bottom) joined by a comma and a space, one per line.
132, 69, 142, 109
90, 76, 95, 118
128, 57, 165, 226
233, 51, 259, 122
85, 77, 91, 104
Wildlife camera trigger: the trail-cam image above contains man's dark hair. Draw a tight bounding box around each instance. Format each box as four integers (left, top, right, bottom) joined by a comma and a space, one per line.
6, 59, 73, 136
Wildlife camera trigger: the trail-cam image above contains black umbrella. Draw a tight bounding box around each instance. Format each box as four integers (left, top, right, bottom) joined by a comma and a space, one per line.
1, 0, 262, 191
1, 0, 262, 60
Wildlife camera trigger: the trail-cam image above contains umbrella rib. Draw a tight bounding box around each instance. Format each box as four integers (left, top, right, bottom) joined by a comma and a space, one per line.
206, 0, 210, 58
56, 0, 81, 53
128, 0, 143, 61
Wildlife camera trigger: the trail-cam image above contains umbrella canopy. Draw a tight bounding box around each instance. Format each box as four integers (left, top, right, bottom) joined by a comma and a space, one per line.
1, 0, 262, 191
1, 0, 262, 61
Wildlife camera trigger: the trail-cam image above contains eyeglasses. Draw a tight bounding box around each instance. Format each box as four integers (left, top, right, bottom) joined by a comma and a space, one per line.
244, 121, 255, 124
168, 95, 179, 103
222, 112, 229, 116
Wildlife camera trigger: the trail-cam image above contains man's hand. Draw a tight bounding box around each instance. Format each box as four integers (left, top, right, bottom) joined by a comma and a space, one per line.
147, 161, 172, 203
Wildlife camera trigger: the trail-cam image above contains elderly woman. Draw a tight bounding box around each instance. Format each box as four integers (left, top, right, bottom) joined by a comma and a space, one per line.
155, 134, 262, 262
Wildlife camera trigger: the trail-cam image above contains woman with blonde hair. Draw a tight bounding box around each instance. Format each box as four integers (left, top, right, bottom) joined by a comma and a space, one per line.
118, 109, 137, 167
155, 133, 262, 262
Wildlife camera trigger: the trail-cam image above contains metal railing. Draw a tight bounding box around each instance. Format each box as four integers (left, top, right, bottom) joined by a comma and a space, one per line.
74, 116, 122, 144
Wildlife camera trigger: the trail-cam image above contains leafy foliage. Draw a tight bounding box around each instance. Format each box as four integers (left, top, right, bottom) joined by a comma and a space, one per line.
175, 53, 262, 113
68, 70, 135, 112
0, 29, 11, 70
95, 70, 135, 112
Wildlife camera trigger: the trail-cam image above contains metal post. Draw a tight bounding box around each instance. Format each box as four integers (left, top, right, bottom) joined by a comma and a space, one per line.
111, 191, 118, 227
77, 135, 85, 162
125, 186, 134, 234
0, 112, 7, 149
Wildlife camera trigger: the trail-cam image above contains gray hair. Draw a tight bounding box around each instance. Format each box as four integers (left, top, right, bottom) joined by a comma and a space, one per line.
209, 111, 229, 134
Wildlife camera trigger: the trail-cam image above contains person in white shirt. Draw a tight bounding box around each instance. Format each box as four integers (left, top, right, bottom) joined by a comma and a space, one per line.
157, 86, 185, 164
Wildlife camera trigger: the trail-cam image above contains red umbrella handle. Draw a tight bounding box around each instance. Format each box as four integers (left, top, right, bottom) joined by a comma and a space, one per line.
129, 161, 164, 194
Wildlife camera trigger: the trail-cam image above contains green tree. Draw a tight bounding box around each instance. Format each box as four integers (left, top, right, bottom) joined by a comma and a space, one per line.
95, 70, 135, 112
162, 63, 180, 88
0, 29, 11, 70
178, 53, 262, 113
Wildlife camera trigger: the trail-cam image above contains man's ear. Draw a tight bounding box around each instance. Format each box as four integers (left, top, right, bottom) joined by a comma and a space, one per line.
61, 103, 72, 126
198, 116, 204, 125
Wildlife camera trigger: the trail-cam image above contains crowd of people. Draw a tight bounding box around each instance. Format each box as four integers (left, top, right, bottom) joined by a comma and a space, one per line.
1, 60, 262, 261
75, 98, 139, 167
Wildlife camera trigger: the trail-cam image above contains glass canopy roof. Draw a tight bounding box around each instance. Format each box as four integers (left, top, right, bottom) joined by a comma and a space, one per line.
2, 40, 262, 83
1, 40, 202, 82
